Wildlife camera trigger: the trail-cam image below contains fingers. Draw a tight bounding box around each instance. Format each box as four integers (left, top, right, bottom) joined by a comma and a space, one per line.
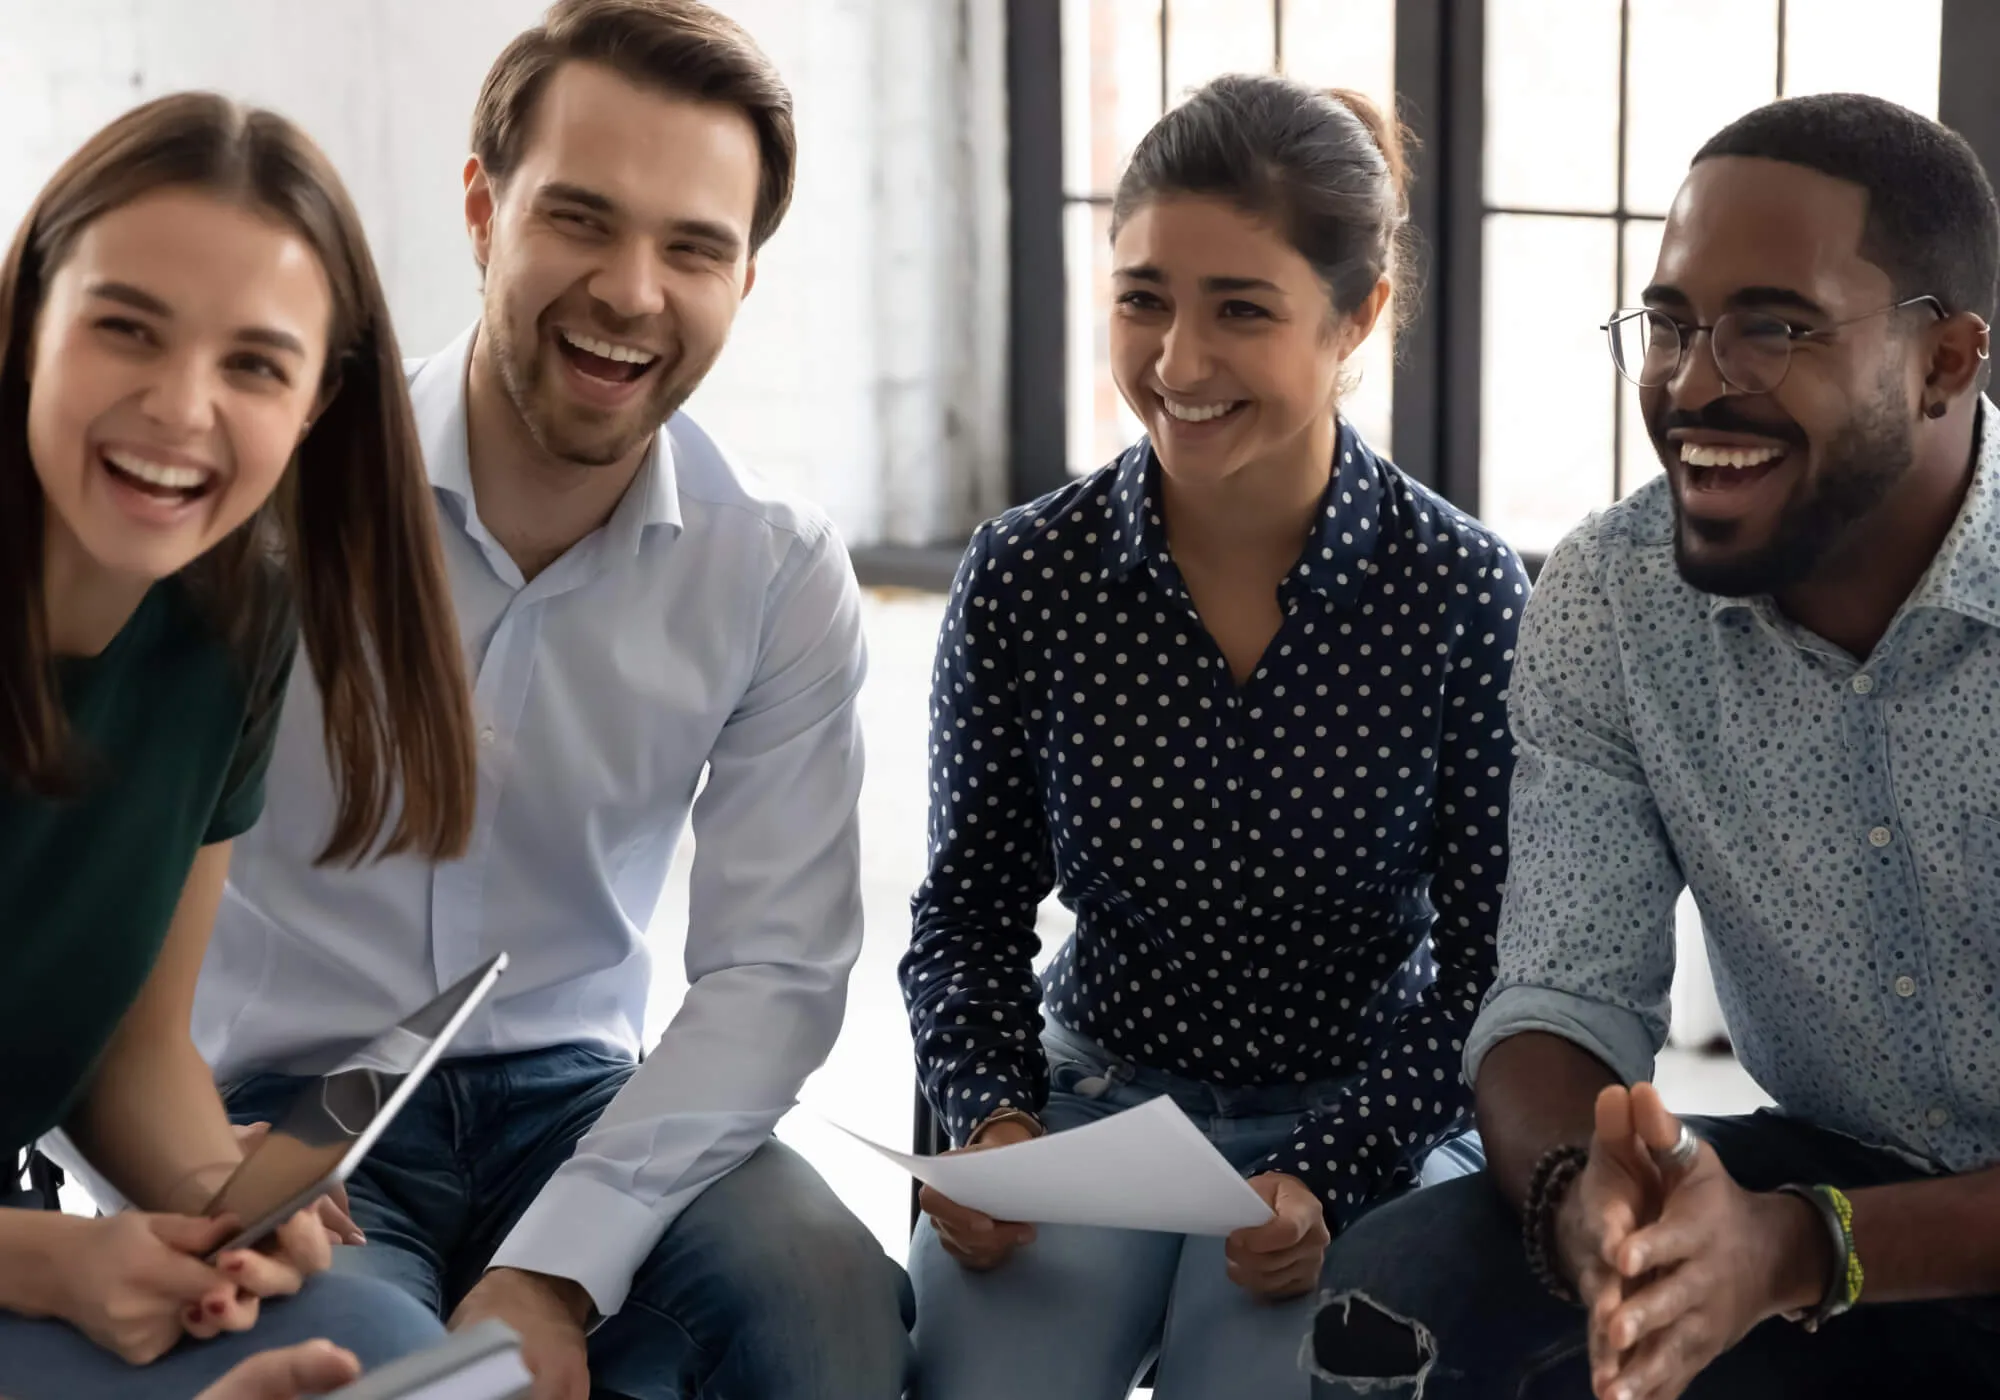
272, 1209, 335, 1275
1613, 1212, 1703, 1281
318, 1183, 365, 1246
233, 1121, 272, 1149
920, 1183, 1035, 1267
1604, 1264, 1700, 1357
1225, 1238, 1325, 1293
197, 1340, 362, 1400
184, 1288, 261, 1338
217, 1246, 307, 1300
1229, 1212, 1309, 1253
136, 1217, 240, 1303
147, 1211, 242, 1258
1598, 1316, 1705, 1400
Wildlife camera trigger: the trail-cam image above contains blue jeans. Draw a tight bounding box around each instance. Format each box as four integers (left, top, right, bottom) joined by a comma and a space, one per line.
911, 1018, 1484, 1400
1309, 1109, 2000, 1398
0, 1191, 442, 1400
226, 1044, 914, 1400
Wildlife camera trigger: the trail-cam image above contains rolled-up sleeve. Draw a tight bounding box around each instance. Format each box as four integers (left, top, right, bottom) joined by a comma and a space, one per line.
1465, 524, 1682, 1090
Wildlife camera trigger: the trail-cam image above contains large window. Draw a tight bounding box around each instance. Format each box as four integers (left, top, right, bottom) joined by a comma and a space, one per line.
1480, 0, 1944, 556
1058, 0, 1398, 477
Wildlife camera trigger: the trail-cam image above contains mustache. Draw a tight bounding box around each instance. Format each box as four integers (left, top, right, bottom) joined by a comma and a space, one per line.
1653, 403, 1809, 449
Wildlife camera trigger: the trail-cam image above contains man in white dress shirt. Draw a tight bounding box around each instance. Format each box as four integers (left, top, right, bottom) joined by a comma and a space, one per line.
190, 3, 912, 1397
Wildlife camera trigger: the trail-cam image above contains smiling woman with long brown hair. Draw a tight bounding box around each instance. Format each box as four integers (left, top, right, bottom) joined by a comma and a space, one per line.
0, 92, 477, 1395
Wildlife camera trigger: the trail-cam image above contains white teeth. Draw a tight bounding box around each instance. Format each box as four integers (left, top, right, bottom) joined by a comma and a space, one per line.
1160, 398, 1241, 424
103, 449, 208, 490
560, 329, 658, 365
1680, 442, 1786, 469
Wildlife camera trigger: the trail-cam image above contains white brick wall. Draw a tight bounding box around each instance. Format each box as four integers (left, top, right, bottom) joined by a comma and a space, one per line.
0, 0, 1008, 544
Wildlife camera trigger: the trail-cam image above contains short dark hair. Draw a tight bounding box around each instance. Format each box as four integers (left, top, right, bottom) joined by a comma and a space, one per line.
1694, 93, 2000, 324
1111, 73, 1418, 333
472, 0, 796, 252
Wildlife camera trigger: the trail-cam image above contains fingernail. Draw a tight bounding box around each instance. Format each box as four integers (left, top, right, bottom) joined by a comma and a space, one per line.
221, 1254, 246, 1273
185, 1305, 204, 1325
206, 1298, 228, 1317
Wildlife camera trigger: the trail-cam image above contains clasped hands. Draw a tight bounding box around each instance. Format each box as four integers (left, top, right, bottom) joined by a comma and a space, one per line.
918, 1115, 1331, 1301
1558, 1082, 1832, 1400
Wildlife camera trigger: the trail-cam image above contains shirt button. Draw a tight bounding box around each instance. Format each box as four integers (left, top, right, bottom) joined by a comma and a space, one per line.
1851, 674, 1874, 695
1868, 826, 1893, 848
1928, 1106, 1951, 1128
478, 726, 496, 747
1894, 975, 1916, 997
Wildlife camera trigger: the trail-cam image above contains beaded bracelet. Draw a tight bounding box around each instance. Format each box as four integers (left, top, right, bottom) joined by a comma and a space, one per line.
1522, 1144, 1591, 1305
1776, 1183, 1864, 1330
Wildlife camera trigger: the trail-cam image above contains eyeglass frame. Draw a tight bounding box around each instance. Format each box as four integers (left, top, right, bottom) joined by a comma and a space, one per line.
1600, 294, 1948, 394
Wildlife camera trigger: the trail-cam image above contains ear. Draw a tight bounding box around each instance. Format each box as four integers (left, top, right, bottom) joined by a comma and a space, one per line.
1337, 277, 1393, 360
741, 255, 758, 301
1924, 311, 1990, 410
464, 156, 497, 274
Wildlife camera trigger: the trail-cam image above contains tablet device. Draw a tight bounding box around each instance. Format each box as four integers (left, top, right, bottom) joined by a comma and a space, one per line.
202, 953, 508, 1255
324, 1319, 533, 1400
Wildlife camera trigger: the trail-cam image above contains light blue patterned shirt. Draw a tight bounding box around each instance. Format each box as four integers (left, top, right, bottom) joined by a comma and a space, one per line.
1469, 403, 2000, 1173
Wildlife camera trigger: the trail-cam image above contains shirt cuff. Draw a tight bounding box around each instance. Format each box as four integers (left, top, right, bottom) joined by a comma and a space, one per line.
1464, 984, 1662, 1089
486, 1173, 663, 1319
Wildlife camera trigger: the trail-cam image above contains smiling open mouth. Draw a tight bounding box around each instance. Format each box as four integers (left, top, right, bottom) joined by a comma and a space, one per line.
1680, 440, 1789, 491
557, 329, 660, 385
1159, 397, 1247, 426
102, 448, 215, 503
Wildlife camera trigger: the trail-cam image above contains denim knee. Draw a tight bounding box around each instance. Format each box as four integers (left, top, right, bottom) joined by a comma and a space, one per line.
1310, 1174, 1573, 1399
272, 1271, 446, 1368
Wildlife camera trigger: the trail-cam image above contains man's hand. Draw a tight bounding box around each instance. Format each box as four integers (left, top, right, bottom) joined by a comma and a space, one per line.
451, 1267, 593, 1400
919, 1117, 1041, 1271
1225, 1174, 1330, 1301
1556, 1085, 1670, 1385
195, 1339, 363, 1400
1591, 1085, 1830, 1400
234, 1122, 364, 1246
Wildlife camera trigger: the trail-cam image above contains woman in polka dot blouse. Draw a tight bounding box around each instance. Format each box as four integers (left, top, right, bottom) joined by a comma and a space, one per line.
901, 72, 1530, 1400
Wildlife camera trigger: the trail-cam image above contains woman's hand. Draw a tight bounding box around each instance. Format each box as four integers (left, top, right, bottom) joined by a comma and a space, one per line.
919, 1117, 1042, 1271
42, 1211, 251, 1364
1226, 1174, 1330, 1301
195, 1339, 363, 1400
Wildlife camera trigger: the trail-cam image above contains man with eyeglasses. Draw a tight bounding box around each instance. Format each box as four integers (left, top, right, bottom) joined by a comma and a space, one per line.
1307, 93, 2000, 1400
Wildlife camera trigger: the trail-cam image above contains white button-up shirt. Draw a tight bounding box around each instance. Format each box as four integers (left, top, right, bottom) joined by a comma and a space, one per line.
191, 325, 868, 1314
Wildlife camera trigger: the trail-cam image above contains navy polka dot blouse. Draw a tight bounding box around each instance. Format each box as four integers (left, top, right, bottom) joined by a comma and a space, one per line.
902, 422, 1529, 1222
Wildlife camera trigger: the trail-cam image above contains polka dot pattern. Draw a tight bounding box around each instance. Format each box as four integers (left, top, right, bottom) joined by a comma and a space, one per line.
1481, 413, 2000, 1173
902, 422, 1529, 1221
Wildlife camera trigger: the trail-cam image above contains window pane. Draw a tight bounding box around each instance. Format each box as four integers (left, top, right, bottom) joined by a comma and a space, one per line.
1280, 0, 1394, 100
1624, 0, 1779, 217
1164, 0, 1276, 103
1481, 214, 1619, 555
1619, 218, 1668, 497
1063, 0, 1166, 197
1066, 202, 1145, 475
1485, 0, 1621, 213
1782, 0, 1940, 116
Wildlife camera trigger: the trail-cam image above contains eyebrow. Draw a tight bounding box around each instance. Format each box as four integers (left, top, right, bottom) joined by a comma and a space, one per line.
87, 280, 307, 357
1641, 282, 1830, 319
538, 181, 746, 258
1114, 264, 1287, 296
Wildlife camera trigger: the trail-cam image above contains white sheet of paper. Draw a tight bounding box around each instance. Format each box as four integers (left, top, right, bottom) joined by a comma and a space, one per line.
829, 1094, 1274, 1235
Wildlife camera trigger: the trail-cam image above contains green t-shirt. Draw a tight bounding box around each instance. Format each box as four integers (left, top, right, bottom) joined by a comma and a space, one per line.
0, 572, 296, 1158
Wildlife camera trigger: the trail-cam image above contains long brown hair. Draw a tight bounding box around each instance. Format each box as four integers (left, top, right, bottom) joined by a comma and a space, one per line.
0, 93, 477, 865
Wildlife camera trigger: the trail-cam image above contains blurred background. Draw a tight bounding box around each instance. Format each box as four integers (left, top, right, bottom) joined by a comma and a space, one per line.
6, 0, 1987, 1279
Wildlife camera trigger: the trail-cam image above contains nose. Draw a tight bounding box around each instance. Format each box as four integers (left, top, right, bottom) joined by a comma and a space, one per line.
1155, 314, 1212, 392
587, 235, 669, 323
1665, 325, 1732, 410
139, 351, 218, 436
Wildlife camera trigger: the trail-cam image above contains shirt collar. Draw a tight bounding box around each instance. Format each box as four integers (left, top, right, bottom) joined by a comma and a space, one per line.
409, 323, 685, 549
1096, 419, 1385, 610
1708, 396, 2000, 627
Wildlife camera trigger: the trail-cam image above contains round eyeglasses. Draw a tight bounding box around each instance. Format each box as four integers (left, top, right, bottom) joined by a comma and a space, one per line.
1602, 295, 1944, 394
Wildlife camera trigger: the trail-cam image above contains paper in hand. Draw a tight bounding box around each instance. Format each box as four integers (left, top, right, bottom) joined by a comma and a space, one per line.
831, 1093, 1274, 1235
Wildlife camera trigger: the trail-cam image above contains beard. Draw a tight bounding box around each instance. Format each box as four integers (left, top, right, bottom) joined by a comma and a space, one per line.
487, 293, 711, 469
1666, 374, 1915, 598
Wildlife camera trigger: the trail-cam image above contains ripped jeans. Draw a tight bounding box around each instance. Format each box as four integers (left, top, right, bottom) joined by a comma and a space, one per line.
1309, 1109, 2000, 1398
911, 1016, 1484, 1400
